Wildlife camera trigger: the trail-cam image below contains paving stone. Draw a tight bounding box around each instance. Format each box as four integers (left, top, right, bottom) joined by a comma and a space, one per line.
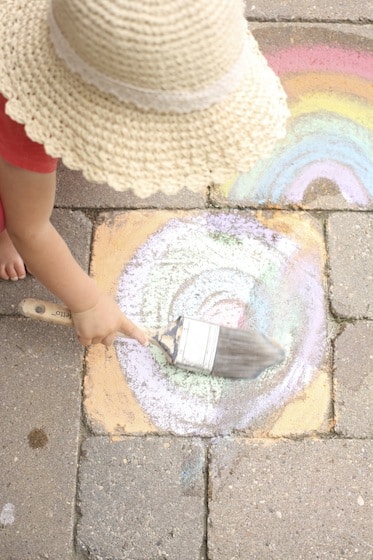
334, 321, 373, 437
0, 317, 83, 560
56, 162, 206, 210
83, 210, 328, 438
244, 0, 373, 21
0, 208, 92, 315
328, 213, 373, 319
76, 436, 206, 560
209, 438, 373, 560
210, 25, 373, 210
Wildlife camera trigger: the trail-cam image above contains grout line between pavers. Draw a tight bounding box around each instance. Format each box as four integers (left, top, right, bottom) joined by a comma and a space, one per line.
71, 211, 102, 559
322, 214, 338, 435
208, 434, 373, 444
204, 441, 212, 560
58, 204, 373, 214
245, 17, 373, 24
72, 347, 92, 559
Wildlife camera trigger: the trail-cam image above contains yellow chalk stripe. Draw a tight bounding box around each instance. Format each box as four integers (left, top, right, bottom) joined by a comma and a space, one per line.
269, 370, 332, 437
290, 92, 373, 130
257, 211, 326, 261
216, 174, 239, 197
84, 345, 158, 435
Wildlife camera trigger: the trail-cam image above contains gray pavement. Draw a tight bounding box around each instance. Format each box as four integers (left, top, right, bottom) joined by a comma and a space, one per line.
77, 437, 206, 559
208, 439, 373, 560
1, 8, 372, 560
244, 0, 373, 22
0, 319, 82, 559
328, 213, 373, 319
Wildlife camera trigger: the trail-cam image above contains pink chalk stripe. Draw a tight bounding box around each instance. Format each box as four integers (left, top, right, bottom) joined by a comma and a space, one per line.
266, 46, 373, 81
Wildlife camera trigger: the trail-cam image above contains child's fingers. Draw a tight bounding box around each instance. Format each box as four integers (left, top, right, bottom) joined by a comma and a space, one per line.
101, 334, 116, 348
71, 296, 148, 347
118, 316, 148, 346
76, 333, 94, 346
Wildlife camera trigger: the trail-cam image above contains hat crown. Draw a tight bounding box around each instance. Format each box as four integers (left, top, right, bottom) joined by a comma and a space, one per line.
50, 0, 246, 92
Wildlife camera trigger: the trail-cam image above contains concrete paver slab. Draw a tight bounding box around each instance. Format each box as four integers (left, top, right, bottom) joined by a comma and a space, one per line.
83, 210, 330, 438
76, 436, 206, 560
334, 321, 373, 437
209, 438, 373, 560
0, 318, 83, 560
56, 163, 206, 210
244, 1, 373, 22
0, 208, 92, 315
328, 212, 373, 318
210, 26, 373, 209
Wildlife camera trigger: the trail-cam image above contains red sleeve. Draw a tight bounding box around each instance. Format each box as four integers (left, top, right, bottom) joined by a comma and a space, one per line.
0, 198, 4, 231
0, 94, 58, 173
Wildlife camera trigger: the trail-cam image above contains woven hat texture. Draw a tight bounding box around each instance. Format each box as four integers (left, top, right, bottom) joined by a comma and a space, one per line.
0, 0, 290, 197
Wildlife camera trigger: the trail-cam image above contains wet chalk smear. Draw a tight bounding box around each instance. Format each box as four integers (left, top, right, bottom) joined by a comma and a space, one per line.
114, 211, 326, 436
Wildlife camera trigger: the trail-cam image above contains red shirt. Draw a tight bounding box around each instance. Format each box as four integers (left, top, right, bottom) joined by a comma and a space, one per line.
0, 94, 58, 172
0, 94, 58, 230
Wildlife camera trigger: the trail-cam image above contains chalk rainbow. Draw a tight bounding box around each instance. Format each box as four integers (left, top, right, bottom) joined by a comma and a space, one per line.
220, 35, 373, 207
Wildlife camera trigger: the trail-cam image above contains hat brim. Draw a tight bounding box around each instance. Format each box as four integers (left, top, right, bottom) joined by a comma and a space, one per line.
0, 0, 289, 197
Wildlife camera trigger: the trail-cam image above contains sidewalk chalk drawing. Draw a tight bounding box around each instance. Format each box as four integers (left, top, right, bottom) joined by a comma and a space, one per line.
110, 211, 326, 436
216, 30, 373, 207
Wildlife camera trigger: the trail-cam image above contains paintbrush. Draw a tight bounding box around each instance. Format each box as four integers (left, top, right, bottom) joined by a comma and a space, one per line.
19, 298, 284, 379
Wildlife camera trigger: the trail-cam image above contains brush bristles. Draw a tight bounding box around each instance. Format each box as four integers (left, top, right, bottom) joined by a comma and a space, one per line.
212, 326, 285, 379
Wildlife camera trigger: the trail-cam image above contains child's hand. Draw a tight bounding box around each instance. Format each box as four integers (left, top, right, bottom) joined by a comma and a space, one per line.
71, 293, 148, 347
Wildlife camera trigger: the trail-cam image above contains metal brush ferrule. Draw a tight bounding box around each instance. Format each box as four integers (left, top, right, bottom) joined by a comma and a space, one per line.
174, 317, 220, 373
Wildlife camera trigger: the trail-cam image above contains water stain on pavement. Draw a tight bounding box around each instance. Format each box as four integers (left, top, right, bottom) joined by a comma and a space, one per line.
27, 428, 48, 449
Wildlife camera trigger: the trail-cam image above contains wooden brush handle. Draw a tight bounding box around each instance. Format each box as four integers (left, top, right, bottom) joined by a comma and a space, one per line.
18, 298, 139, 341
19, 298, 74, 326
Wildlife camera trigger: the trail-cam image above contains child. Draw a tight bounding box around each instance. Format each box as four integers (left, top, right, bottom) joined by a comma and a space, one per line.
0, 0, 289, 347
0, 95, 147, 346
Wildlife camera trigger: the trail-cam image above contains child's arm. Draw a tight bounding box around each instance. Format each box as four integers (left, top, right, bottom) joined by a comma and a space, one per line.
0, 157, 147, 347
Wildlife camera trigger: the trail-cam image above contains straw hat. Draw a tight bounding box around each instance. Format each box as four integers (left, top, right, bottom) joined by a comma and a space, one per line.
0, 0, 289, 197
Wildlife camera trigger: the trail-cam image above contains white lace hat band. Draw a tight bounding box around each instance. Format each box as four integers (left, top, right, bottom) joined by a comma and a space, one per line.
48, 5, 251, 113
